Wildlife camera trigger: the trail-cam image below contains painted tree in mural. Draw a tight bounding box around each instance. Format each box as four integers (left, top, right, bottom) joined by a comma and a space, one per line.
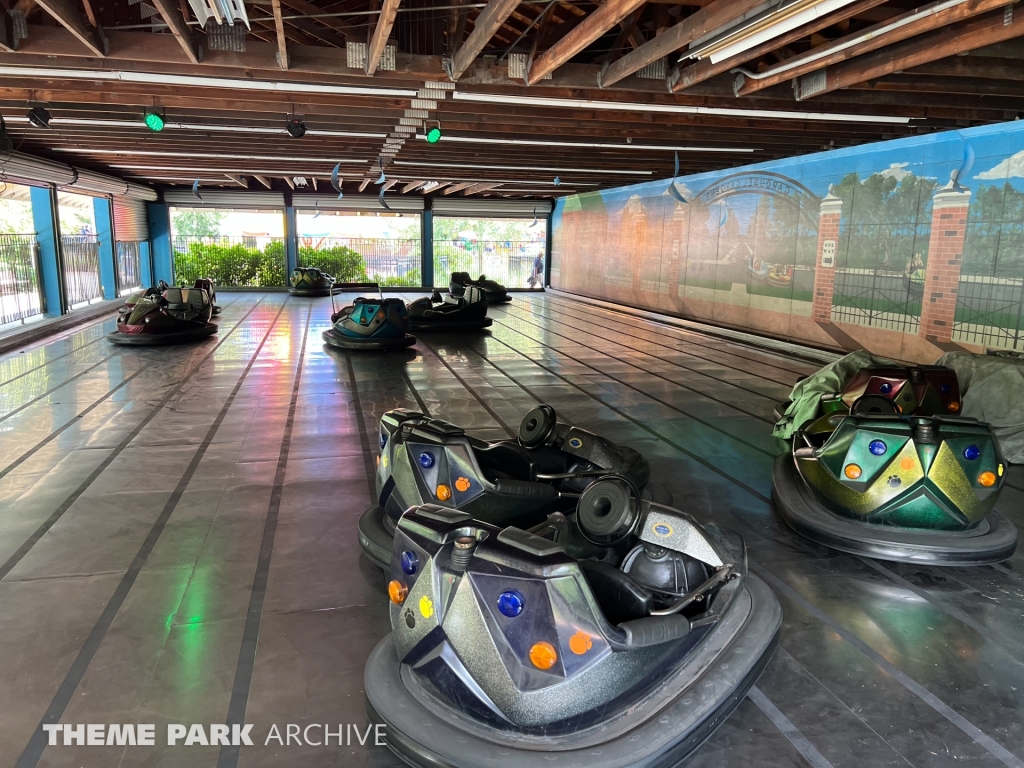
964, 182, 1024, 278
833, 172, 937, 272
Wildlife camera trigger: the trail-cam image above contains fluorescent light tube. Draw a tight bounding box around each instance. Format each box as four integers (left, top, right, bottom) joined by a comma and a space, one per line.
395, 161, 652, 175
411, 134, 755, 152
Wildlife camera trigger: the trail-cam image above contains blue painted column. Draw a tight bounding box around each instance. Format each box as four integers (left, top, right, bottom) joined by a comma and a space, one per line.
147, 202, 174, 284
284, 205, 298, 279
421, 204, 434, 289
544, 210, 553, 288
30, 186, 66, 317
139, 241, 154, 287
93, 197, 118, 299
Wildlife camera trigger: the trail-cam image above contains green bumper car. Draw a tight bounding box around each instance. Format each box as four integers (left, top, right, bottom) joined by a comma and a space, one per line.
322, 282, 416, 351
107, 283, 218, 346
772, 412, 1017, 564
289, 266, 335, 297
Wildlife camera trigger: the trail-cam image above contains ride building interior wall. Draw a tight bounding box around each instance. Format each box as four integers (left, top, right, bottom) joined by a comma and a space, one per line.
551, 120, 1024, 363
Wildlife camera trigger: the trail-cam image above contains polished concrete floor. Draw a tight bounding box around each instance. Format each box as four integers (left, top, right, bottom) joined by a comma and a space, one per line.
0, 291, 1022, 768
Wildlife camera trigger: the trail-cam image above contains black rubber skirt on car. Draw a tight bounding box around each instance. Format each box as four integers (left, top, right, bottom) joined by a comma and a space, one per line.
771, 454, 1018, 565
408, 317, 493, 332
364, 574, 781, 768
106, 322, 218, 346
288, 286, 333, 297
322, 328, 416, 350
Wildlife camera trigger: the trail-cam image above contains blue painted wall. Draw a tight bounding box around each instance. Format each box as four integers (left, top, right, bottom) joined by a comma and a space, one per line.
30, 186, 65, 317
147, 203, 174, 284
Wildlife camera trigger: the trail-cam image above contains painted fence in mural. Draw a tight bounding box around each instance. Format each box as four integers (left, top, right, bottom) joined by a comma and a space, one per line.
551, 120, 1024, 363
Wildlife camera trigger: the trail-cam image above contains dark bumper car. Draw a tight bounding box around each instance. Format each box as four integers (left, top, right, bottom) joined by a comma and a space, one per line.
192, 277, 221, 315
408, 285, 492, 331
772, 411, 1017, 564
107, 283, 218, 346
450, 271, 511, 304
365, 486, 781, 768
359, 404, 663, 569
322, 282, 416, 351
289, 266, 335, 297
774, 364, 962, 425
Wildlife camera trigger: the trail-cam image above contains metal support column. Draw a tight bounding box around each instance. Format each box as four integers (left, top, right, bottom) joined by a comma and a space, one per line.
147, 202, 174, 284
93, 197, 119, 299
30, 185, 67, 317
422, 199, 434, 289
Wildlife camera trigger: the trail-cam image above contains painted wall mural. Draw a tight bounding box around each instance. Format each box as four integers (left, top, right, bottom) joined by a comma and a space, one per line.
551, 120, 1024, 363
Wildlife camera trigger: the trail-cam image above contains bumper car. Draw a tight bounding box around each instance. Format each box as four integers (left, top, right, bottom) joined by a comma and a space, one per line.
450, 271, 511, 304
289, 266, 335, 297
322, 282, 416, 351
766, 264, 794, 289
359, 404, 661, 569
774, 363, 962, 426
772, 411, 1017, 564
365, 483, 781, 768
408, 285, 492, 332
192, 278, 221, 315
107, 283, 217, 346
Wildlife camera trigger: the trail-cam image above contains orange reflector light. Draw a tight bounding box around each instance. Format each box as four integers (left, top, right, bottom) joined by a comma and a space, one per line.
844, 463, 862, 480
436, 484, 452, 501
979, 471, 996, 487
948, 401, 960, 412
900, 457, 915, 471
569, 631, 593, 655
529, 641, 557, 670
388, 580, 408, 604
455, 476, 471, 492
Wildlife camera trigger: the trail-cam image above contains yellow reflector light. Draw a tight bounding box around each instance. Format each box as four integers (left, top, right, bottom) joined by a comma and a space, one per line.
948, 401, 960, 412
419, 595, 434, 618
978, 471, 996, 487
388, 580, 408, 604
455, 476, 471, 492
569, 631, 593, 655
436, 484, 452, 501
529, 641, 558, 670
844, 463, 862, 480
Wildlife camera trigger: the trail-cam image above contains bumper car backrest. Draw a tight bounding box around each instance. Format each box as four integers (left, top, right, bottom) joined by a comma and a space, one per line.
475, 440, 537, 482
578, 559, 653, 624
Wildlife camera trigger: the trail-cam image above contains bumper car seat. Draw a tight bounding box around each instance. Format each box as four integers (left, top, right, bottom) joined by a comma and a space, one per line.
322, 282, 416, 351
407, 285, 492, 331
364, 479, 781, 768
107, 283, 218, 346
772, 410, 1017, 564
289, 267, 335, 297
358, 404, 662, 568
450, 271, 511, 304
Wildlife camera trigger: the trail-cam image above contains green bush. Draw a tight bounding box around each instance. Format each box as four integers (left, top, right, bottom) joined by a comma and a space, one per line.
376, 268, 421, 287
175, 241, 288, 287
297, 245, 367, 282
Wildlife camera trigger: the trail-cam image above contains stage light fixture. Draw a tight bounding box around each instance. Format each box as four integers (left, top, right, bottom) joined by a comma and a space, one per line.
27, 107, 52, 129
286, 118, 307, 138
425, 121, 442, 144
144, 112, 165, 132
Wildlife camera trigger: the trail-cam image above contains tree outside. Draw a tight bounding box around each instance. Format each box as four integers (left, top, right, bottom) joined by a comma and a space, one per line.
171, 209, 227, 238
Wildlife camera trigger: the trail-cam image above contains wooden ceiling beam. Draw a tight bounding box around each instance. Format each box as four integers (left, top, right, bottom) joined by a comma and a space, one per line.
32, 0, 106, 56
450, 0, 520, 79
366, 0, 400, 74
462, 181, 501, 194
225, 173, 249, 187
150, 0, 201, 64
358, 178, 372, 191
271, 0, 289, 68
254, 175, 273, 188
440, 181, 476, 194
735, 0, 1015, 96
904, 54, 1024, 80
801, 6, 1024, 100
671, 0, 888, 92
600, 0, 764, 87
278, 0, 358, 39
529, 0, 648, 83
400, 180, 426, 193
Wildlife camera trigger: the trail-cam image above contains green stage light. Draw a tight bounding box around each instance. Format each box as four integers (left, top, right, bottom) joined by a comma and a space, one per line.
144, 112, 165, 132
426, 125, 442, 144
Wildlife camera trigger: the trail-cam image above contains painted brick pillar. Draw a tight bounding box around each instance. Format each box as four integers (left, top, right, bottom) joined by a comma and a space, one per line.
919, 176, 971, 344
811, 185, 843, 323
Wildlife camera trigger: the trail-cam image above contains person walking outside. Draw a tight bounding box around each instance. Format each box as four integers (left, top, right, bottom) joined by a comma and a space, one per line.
527, 253, 544, 288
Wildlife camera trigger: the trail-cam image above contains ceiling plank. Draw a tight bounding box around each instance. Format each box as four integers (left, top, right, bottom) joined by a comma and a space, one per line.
735, 0, 1015, 96
440, 180, 476, 194
366, 0, 400, 75
271, 0, 289, 68
401, 180, 426, 192
462, 181, 500, 194
225, 173, 249, 186
33, 0, 106, 56
529, 0, 648, 83
601, 0, 764, 87
671, 0, 888, 92
278, 0, 358, 39
150, 0, 201, 65
450, 0, 520, 80
800, 6, 1024, 100
358, 178, 372, 191
254, 175, 273, 188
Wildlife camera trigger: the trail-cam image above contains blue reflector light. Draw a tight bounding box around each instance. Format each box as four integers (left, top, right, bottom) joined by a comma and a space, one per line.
380, 432, 387, 450
869, 440, 887, 456
419, 451, 435, 468
964, 445, 980, 461
879, 382, 892, 395
497, 590, 524, 618
401, 550, 419, 575
941, 383, 951, 394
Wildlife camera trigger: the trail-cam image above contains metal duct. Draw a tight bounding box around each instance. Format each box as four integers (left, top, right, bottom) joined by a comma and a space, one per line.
163, 190, 285, 207
292, 194, 426, 213
431, 199, 553, 218
0, 151, 156, 200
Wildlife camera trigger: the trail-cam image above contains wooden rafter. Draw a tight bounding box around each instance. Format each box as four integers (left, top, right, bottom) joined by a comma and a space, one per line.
366, 0, 400, 75
254, 175, 273, 189
449, 0, 520, 80
278, 0, 358, 40
150, 0, 200, 65
735, 0, 1015, 96
271, 0, 289, 68
401, 180, 426, 193
33, 0, 105, 56
225, 173, 248, 187
441, 181, 476, 194
600, 0, 765, 87
671, 0, 889, 92
529, 0, 648, 83
800, 5, 1024, 100
462, 181, 500, 194
358, 178, 372, 192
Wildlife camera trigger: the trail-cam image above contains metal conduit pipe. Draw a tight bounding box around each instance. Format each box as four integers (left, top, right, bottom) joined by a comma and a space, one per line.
729, 0, 970, 90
